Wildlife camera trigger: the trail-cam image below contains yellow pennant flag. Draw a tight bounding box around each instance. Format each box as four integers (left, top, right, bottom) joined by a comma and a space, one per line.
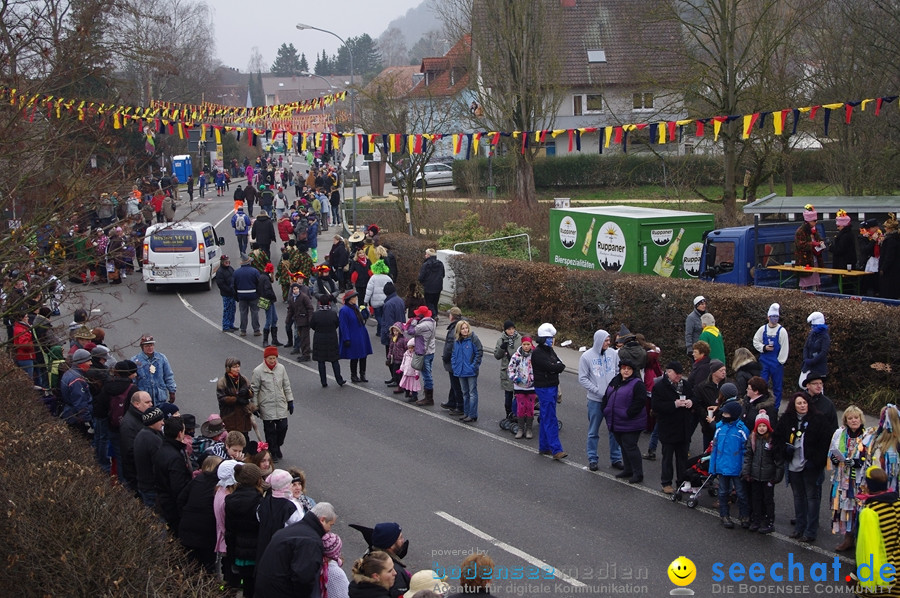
407, 134, 415, 154
604, 126, 613, 148
773, 111, 784, 136
214, 127, 221, 144
286, 132, 293, 151
200, 124, 207, 142
861, 99, 874, 111
658, 123, 667, 144
472, 132, 481, 155
301, 134, 307, 151
113, 112, 121, 130
713, 119, 723, 141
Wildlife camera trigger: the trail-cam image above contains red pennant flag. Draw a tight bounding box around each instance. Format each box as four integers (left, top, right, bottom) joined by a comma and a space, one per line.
809, 106, 819, 120
845, 104, 853, 124
568, 130, 574, 152
876, 98, 884, 116
168, 123, 174, 135
667, 121, 677, 140
695, 121, 705, 137
539, 130, 547, 143
491, 132, 500, 145
414, 134, 423, 154
614, 127, 623, 144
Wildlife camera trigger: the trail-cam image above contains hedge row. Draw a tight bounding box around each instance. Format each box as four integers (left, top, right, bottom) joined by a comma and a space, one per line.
383, 232, 898, 408
0, 361, 222, 597
451, 150, 839, 192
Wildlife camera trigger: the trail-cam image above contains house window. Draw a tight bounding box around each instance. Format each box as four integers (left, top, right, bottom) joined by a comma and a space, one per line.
633, 92, 654, 111
574, 94, 603, 116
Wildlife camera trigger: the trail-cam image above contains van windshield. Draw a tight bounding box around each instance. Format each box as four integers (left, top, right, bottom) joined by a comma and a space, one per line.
150, 230, 197, 252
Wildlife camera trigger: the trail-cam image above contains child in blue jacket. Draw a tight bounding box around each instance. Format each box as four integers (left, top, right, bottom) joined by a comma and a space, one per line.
710, 400, 750, 529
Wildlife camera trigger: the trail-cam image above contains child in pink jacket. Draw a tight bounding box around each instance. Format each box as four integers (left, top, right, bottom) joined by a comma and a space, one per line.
398, 338, 421, 402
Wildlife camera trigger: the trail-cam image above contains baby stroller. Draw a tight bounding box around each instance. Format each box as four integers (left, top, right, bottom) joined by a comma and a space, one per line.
671, 442, 717, 508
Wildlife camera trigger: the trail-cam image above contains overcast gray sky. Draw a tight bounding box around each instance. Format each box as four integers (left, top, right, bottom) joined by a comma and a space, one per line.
210, 0, 425, 72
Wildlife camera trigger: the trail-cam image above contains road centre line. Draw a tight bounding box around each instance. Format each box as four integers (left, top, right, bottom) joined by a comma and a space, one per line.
434, 511, 586, 587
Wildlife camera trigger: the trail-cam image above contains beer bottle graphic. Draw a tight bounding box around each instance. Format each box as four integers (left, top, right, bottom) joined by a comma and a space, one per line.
653, 228, 685, 277
581, 218, 596, 255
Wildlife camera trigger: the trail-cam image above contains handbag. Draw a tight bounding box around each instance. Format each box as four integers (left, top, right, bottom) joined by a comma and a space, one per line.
412, 352, 425, 371
257, 297, 271, 310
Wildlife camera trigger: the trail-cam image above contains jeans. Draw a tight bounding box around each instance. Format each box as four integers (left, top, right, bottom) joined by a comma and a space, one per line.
660, 441, 689, 487
318, 360, 344, 386
276, 208, 285, 219
586, 399, 622, 465
93, 416, 111, 473
15, 359, 34, 381
536, 386, 563, 454
718, 474, 750, 520
789, 467, 824, 539
422, 353, 434, 390
140, 489, 157, 509
373, 305, 384, 336
647, 421, 660, 453
238, 299, 260, 333
447, 373, 463, 410
613, 431, 643, 479
264, 304, 278, 329
222, 296, 236, 330
459, 375, 479, 419
263, 418, 288, 459
236, 234, 248, 255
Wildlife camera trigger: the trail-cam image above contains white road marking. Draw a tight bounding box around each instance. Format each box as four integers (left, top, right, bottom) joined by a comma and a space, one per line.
434, 511, 586, 587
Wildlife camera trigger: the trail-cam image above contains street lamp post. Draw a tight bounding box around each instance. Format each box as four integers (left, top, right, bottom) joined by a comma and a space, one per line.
296, 23, 357, 231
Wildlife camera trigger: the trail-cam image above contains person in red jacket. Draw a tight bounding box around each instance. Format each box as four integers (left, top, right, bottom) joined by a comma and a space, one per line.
277, 213, 294, 243
12, 311, 36, 382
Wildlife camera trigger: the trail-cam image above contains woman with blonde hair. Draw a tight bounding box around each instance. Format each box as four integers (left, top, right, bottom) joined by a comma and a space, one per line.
829, 405, 871, 552
451, 320, 483, 423
867, 405, 900, 492
348, 551, 396, 598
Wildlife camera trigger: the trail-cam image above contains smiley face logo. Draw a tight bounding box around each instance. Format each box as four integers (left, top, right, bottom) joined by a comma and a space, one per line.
668, 556, 696, 587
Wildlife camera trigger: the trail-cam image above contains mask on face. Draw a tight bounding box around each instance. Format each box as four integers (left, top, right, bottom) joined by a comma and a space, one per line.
395, 539, 409, 560
545, 338, 554, 347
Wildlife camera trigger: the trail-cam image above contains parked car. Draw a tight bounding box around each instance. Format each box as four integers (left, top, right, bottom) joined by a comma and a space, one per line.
391, 162, 454, 188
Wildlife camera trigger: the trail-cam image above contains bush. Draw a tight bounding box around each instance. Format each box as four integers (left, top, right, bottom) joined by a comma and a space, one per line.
0, 361, 223, 597
437, 211, 536, 261
385, 242, 900, 408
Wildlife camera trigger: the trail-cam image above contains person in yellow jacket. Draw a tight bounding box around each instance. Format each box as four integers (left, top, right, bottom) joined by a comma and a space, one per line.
854, 466, 900, 597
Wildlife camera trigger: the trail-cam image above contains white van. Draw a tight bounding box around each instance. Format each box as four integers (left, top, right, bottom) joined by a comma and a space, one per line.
142, 221, 226, 291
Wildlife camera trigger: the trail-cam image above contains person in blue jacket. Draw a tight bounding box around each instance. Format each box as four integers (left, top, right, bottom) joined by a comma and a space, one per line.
800, 311, 830, 386
131, 335, 177, 407
710, 400, 750, 529
339, 291, 373, 383
451, 320, 483, 423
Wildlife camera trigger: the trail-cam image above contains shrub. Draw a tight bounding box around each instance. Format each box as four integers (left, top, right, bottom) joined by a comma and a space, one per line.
0, 361, 223, 597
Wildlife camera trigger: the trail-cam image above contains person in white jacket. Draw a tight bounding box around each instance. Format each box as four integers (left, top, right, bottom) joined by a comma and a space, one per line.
752, 303, 789, 410
364, 259, 393, 337
251, 346, 294, 463
578, 329, 623, 471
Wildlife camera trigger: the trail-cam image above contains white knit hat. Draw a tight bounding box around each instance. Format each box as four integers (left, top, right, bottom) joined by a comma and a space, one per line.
807, 311, 825, 325
537, 323, 557, 337
767, 303, 780, 318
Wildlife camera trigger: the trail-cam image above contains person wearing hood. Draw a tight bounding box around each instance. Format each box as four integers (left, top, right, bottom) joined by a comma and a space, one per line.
800, 311, 830, 387
731, 347, 761, 399
614, 324, 647, 372
286, 281, 313, 362
752, 302, 789, 410
153, 416, 193, 536
351, 522, 410, 598
532, 323, 567, 460
651, 361, 693, 495
698, 313, 725, 363
578, 329, 623, 472
710, 400, 750, 529
251, 210, 277, 259
685, 296, 707, 356
601, 358, 648, 484
364, 260, 393, 337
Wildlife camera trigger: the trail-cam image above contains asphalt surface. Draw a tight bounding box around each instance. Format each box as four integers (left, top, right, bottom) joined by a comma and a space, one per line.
70, 187, 862, 597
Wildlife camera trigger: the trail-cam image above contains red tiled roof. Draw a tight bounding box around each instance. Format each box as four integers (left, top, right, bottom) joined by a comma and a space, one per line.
407, 36, 472, 99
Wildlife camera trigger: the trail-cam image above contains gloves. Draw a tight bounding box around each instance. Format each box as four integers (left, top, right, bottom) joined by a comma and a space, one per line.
288, 401, 294, 415
168, 391, 176, 403
830, 455, 841, 467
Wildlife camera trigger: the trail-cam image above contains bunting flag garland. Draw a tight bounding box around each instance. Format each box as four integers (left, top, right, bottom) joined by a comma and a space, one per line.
1, 85, 897, 157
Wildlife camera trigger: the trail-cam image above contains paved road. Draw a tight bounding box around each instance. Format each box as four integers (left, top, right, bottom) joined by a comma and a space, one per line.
74, 194, 860, 596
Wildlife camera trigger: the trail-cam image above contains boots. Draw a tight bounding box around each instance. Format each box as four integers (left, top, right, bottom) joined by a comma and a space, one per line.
835, 533, 855, 552
271, 326, 283, 346
524, 417, 534, 439
263, 328, 270, 346
359, 362, 368, 383
515, 417, 525, 439
285, 326, 293, 349
416, 387, 434, 406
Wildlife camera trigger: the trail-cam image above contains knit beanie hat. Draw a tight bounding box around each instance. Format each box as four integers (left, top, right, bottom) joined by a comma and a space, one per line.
755, 411, 771, 431
720, 382, 738, 400
407, 338, 416, 347
836, 209, 851, 227
803, 204, 818, 222
142, 406, 164, 426
708, 359, 726, 374
538, 323, 557, 338
264, 346, 279, 359
383, 282, 396, 296
371, 522, 402, 549
71, 348, 92, 365
721, 400, 742, 421
267, 469, 293, 499
322, 533, 343, 565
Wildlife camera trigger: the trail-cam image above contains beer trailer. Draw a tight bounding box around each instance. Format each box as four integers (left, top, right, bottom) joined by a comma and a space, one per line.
549, 205, 715, 279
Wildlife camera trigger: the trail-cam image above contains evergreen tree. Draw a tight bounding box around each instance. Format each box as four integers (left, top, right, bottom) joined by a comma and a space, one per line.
299, 53, 309, 73
271, 43, 302, 76
314, 49, 332, 75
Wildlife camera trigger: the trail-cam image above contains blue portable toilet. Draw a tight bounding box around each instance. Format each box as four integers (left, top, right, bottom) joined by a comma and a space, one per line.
172, 155, 193, 182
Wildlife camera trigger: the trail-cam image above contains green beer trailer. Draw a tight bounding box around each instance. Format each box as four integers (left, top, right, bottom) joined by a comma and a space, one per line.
549, 206, 715, 279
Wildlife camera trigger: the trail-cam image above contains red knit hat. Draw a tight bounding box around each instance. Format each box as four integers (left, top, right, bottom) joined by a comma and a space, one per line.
263, 346, 279, 359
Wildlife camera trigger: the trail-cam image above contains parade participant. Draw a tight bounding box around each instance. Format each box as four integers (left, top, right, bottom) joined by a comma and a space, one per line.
339, 291, 373, 384
131, 335, 176, 407
829, 406, 871, 552
217, 357, 255, 442
310, 294, 346, 388
532, 323, 567, 461
752, 303, 789, 410
795, 204, 826, 290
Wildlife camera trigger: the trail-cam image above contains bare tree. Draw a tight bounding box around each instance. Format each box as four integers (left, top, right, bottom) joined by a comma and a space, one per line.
377, 27, 410, 67
247, 46, 266, 75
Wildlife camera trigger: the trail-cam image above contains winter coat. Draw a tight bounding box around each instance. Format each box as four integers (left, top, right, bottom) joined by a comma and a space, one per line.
177, 470, 219, 550
255, 510, 326, 598
215, 264, 236, 298
224, 485, 263, 562
693, 376, 724, 440
348, 581, 392, 598
233, 264, 261, 302
134, 427, 163, 492
339, 304, 373, 359
617, 340, 648, 371
131, 350, 176, 406
386, 327, 407, 365
578, 330, 619, 403
710, 419, 749, 476
651, 374, 693, 444
795, 221, 823, 267
217, 374, 254, 434
699, 326, 726, 363
417, 255, 445, 294
60, 367, 92, 425
380, 293, 406, 347
255, 493, 302, 563
310, 307, 341, 362
831, 225, 857, 272
350, 258, 372, 294
808, 393, 839, 435
685, 307, 704, 354
773, 410, 831, 471
494, 331, 522, 391
801, 325, 830, 375
286, 288, 313, 328
409, 316, 437, 356
96, 377, 136, 428
507, 347, 535, 391
742, 434, 784, 483
231, 212, 251, 237
364, 273, 392, 309
531, 341, 565, 388
734, 359, 762, 398
153, 436, 192, 528
277, 218, 294, 242
162, 196, 176, 221
120, 406, 145, 489
601, 374, 648, 433
328, 240, 349, 271
399, 350, 421, 392
441, 318, 462, 373
251, 362, 293, 421
451, 333, 483, 378
251, 213, 277, 246
881, 231, 900, 299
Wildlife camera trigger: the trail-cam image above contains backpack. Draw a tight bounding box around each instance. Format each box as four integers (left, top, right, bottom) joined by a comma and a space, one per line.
235, 214, 247, 232
109, 383, 136, 430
